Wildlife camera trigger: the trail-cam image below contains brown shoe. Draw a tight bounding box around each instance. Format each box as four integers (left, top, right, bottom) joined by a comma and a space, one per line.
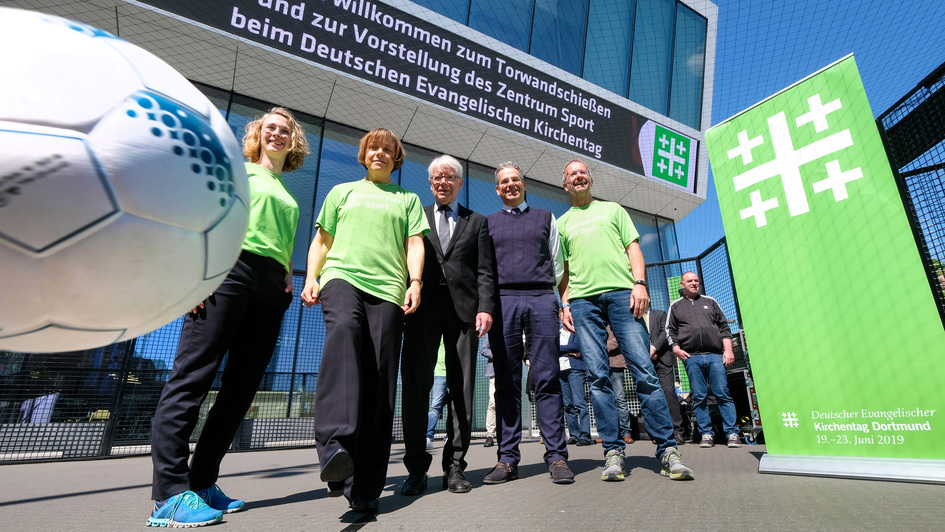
623, 435, 634, 444
483, 462, 518, 484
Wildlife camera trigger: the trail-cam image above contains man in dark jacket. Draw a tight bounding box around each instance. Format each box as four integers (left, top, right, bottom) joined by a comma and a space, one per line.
647, 308, 685, 443
400, 155, 496, 496
666, 272, 741, 449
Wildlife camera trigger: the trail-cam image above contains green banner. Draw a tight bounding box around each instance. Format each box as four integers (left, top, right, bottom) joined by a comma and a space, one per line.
706, 55, 945, 465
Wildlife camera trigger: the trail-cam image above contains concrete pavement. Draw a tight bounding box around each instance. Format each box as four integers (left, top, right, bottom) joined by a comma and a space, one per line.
1, 438, 943, 531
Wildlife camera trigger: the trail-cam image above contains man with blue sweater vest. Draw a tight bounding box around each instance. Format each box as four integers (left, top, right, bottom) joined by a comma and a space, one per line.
483, 162, 574, 485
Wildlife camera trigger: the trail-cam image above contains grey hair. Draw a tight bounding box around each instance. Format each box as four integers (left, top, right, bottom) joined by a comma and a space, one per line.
494, 161, 524, 185
563, 160, 590, 184
428, 154, 464, 181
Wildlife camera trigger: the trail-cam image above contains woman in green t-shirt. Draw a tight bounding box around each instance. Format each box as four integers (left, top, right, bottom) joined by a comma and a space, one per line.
148, 108, 309, 528
302, 128, 427, 513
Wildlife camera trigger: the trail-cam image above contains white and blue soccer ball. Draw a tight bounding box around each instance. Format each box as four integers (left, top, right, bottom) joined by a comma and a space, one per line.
0, 8, 249, 353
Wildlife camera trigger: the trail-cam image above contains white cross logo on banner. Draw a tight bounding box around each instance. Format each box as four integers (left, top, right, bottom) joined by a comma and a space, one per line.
796, 94, 842, 132
725, 94, 861, 228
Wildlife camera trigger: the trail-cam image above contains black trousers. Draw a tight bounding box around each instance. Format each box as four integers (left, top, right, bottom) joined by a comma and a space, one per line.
655, 356, 684, 433
151, 251, 292, 500
401, 285, 478, 474
314, 279, 403, 501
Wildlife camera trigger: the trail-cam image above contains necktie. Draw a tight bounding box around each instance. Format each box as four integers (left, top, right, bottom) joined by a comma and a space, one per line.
511, 207, 521, 215
438, 204, 452, 251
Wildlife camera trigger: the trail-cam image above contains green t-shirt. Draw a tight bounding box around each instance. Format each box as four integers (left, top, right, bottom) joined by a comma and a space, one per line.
241, 162, 299, 273
435, 339, 446, 377
316, 179, 429, 305
558, 200, 640, 300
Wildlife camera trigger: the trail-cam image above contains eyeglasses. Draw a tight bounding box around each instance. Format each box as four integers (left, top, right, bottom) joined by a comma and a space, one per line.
566, 169, 589, 179
431, 174, 459, 182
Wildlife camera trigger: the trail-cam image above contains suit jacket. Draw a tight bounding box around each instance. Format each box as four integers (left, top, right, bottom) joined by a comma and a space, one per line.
648, 309, 672, 366
419, 203, 495, 323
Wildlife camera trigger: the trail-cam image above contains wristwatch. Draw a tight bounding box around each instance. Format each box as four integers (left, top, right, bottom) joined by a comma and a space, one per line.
634, 279, 647, 287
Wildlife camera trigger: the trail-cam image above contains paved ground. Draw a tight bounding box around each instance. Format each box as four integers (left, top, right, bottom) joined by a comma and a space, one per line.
1, 438, 943, 531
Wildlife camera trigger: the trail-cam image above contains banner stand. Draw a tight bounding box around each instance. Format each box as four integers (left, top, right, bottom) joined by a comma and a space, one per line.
759, 454, 945, 484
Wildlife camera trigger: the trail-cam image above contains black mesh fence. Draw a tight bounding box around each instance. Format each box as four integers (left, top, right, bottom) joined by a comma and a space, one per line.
878, 61, 945, 322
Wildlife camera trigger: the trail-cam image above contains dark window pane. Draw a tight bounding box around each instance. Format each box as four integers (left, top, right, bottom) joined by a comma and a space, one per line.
530, 0, 589, 76
669, 4, 707, 129
583, 0, 635, 96
629, 208, 661, 263
411, 0, 470, 24
658, 215, 680, 261
468, 162, 501, 216
468, 0, 534, 52
628, 0, 675, 115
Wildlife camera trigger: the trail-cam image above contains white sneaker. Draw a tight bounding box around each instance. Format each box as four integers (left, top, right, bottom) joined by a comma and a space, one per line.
600, 450, 626, 481
727, 433, 742, 448
425, 437, 433, 451
700, 434, 714, 448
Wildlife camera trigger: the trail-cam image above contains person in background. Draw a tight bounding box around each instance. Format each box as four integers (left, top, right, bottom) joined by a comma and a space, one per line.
149, 108, 309, 527
559, 316, 592, 446
666, 272, 740, 449
481, 335, 497, 448
426, 340, 448, 450
606, 325, 635, 444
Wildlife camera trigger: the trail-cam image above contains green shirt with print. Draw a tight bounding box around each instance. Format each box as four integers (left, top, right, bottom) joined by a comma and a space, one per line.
241, 162, 299, 273
558, 200, 639, 300
316, 179, 429, 305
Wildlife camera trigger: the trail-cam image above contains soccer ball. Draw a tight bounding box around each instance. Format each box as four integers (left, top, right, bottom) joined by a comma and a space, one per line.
0, 8, 249, 353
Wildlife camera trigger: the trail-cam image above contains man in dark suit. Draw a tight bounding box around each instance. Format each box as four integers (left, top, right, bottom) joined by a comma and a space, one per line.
648, 308, 685, 443
400, 154, 495, 496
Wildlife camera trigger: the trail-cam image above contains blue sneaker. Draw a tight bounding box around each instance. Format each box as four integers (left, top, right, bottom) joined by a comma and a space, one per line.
197, 484, 246, 513
147, 491, 223, 527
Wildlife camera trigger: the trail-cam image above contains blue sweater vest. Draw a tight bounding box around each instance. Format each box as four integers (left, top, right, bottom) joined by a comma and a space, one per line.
487, 207, 555, 295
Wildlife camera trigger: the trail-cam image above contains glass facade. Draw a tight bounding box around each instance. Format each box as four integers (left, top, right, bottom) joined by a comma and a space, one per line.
129, 86, 680, 395
411, 0, 708, 129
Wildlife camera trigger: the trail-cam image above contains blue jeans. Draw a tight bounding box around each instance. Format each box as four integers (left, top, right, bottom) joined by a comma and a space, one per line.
609, 369, 632, 438
571, 289, 676, 458
559, 368, 590, 440
426, 376, 447, 440
683, 354, 738, 437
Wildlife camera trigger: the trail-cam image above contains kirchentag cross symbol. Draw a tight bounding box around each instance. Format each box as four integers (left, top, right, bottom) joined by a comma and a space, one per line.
652, 125, 691, 186
725, 92, 864, 228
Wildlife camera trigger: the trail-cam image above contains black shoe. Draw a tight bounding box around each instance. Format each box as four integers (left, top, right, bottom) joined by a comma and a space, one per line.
575, 439, 592, 446
483, 462, 518, 484
549, 460, 575, 484
443, 465, 471, 493
327, 481, 344, 498
400, 473, 427, 496
320, 447, 354, 482
349, 497, 378, 513
483, 436, 495, 447
566, 437, 578, 445
673, 431, 687, 445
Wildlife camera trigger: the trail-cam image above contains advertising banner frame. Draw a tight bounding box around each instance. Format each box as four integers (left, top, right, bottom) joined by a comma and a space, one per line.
706, 54, 945, 483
